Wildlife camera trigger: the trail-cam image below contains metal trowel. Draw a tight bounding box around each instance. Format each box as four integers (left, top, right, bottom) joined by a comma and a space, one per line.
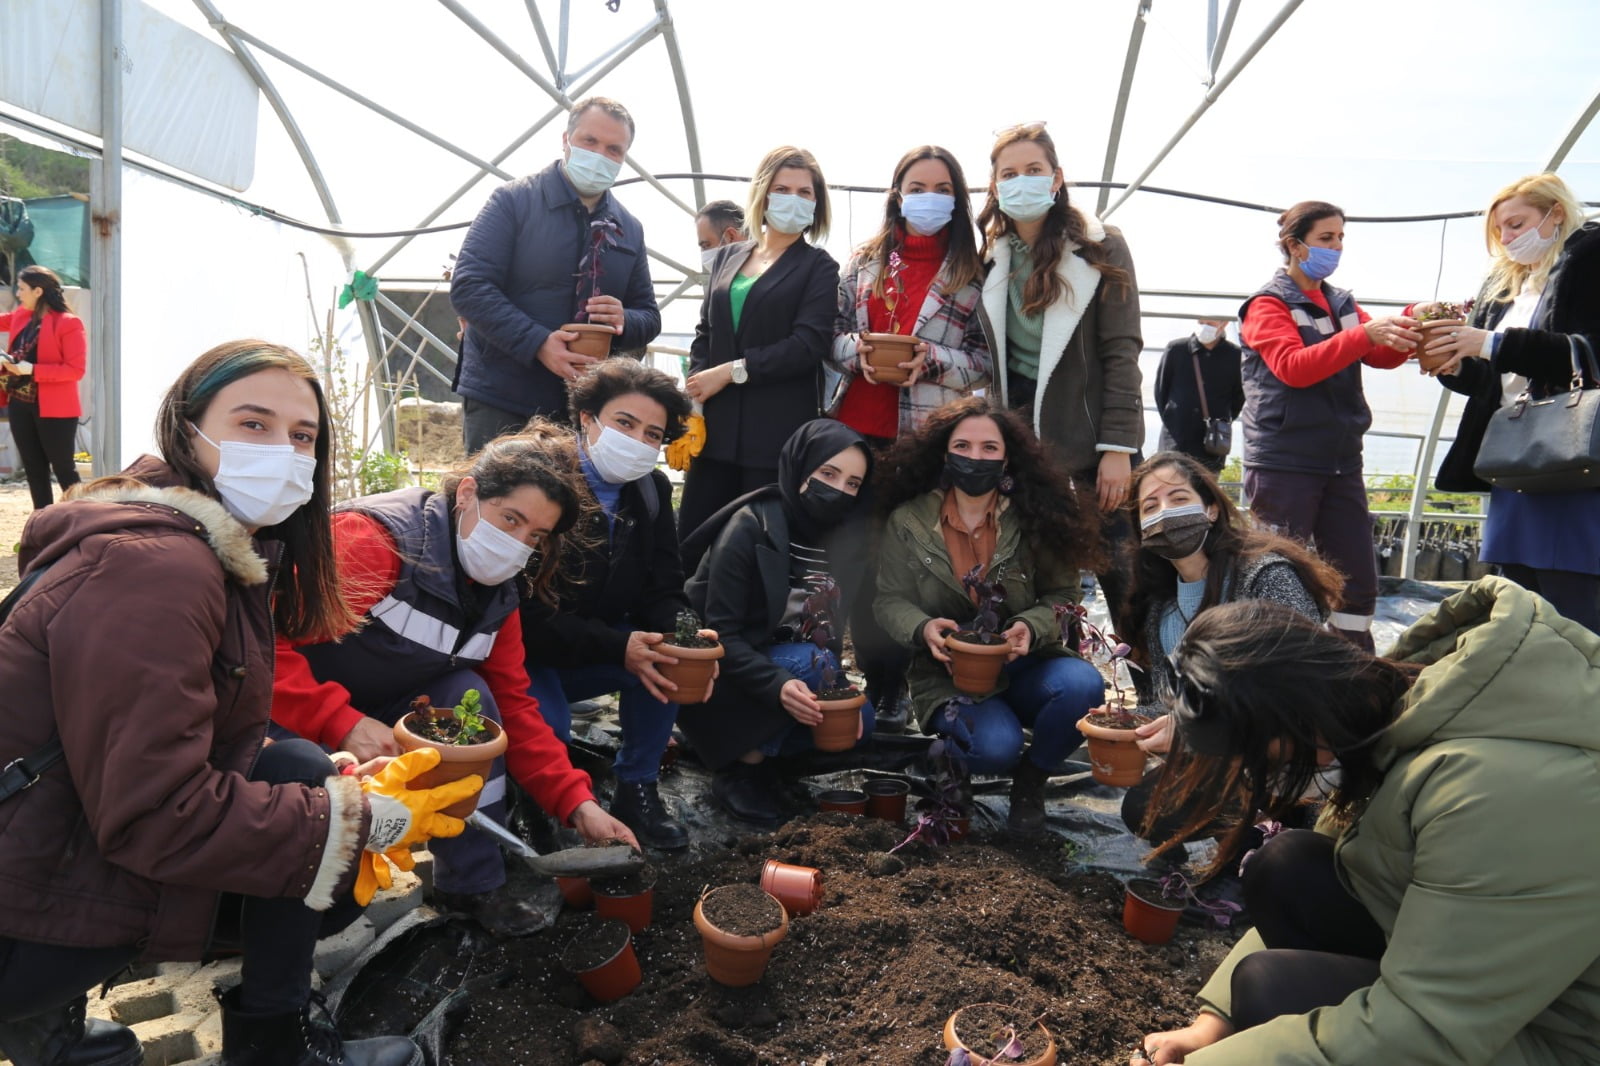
466, 811, 644, 879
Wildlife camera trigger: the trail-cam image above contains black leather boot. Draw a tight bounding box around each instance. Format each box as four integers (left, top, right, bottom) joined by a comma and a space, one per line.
433, 883, 555, 938
710, 760, 784, 828
1007, 758, 1051, 836
219, 988, 420, 1066
609, 778, 689, 850
0, 995, 141, 1066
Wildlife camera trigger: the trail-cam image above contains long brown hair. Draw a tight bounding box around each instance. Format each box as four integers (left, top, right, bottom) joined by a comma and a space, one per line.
977, 125, 1130, 315
1117, 451, 1343, 655
153, 340, 356, 643
17, 265, 72, 315
857, 145, 983, 300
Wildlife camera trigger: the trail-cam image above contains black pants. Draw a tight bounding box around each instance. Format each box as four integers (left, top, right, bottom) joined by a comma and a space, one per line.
461, 396, 532, 455
1499, 563, 1600, 633
678, 455, 775, 546
7, 397, 80, 510
0, 740, 363, 1022
1229, 829, 1385, 1031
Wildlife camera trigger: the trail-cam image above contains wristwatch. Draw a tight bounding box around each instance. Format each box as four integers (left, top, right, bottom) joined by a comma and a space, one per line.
729, 358, 748, 384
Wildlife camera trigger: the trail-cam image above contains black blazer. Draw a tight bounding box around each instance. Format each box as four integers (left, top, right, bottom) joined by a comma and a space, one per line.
1435, 223, 1600, 492
678, 496, 866, 769
690, 240, 839, 468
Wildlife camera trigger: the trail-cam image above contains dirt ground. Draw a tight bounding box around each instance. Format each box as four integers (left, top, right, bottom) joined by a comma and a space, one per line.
341, 814, 1239, 1066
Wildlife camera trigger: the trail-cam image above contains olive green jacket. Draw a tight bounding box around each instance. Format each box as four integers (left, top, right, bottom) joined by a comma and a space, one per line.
1191, 578, 1600, 1066
874, 490, 1084, 731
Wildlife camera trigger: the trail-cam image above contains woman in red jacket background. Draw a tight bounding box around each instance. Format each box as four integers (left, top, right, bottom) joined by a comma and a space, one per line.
1, 265, 87, 509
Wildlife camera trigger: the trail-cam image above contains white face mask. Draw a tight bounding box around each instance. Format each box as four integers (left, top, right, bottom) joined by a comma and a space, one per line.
191, 424, 317, 530
701, 247, 721, 272
456, 500, 534, 585
1196, 324, 1221, 345
585, 423, 661, 484
1503, 209, 1559, 265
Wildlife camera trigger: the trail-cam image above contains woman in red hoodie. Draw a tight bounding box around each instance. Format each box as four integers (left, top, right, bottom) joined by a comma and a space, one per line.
1, 265, 87, 509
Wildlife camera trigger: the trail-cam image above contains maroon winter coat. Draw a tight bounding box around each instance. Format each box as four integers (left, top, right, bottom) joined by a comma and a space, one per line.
0, 457, 366, 961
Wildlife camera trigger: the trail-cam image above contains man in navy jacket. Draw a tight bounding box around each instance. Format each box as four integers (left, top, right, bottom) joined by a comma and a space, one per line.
451, 97, 661, 451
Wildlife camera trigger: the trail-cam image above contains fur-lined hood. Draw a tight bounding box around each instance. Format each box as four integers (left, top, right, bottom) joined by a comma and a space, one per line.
18, 456, 268, 586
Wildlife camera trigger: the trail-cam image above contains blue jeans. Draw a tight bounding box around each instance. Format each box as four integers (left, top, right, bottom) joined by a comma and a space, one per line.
936, 655, 1104, 774
527, 639, 678, 784
759, 643, 876, 757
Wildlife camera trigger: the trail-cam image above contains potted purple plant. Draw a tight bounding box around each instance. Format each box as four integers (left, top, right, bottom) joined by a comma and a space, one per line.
562, 215, 624, 360
861, 249, 917, 385
944, 565, 1012, 695
1414, 298, 1475, 372
942, 1003, 1058, 1066
1122, 871, 1242, 945
1058, 604, 1152, 787
890, 698, 974, 850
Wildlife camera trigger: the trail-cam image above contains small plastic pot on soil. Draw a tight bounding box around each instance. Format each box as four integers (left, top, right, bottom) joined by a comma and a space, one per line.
759, 859, 823, 917
944, 632, 1010, 695
816, 788, 866, 816
863, 777, 910, 823
555, 876, 593, 909
860, 331, 917, 385
561, 322, 615, 360
1123, 878, 1185, 945
392, 713, 508, 819
560, 917, 641, 1003
658, 637, 723, 705
1075, 708, 1153, 788
693, 884, 789, 987
942, 1002, 1058, 1066
590, 863, 657, 934
812, 689, 864, 752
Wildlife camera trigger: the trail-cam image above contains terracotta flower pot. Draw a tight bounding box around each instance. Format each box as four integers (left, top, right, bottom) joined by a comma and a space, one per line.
863, 778, 910, 823
816, 788, 866, 816
947, 814, 972, 843
592, 864, 656, 934
942, 1003, 1058, 1066
556, 876, 593, 909
560, 918, 641, 1003
1075, 709, 1150, 788
658, 640, 724, 705
392, 713, 508, 819
693, 884, 789, 987
860, 331, 918, 385
812, 691, 864, 752
759, 859, 823, 917
561, 322, 615, 360
944, 633, 1011, 695
1414, 318, 1464, 372
1123, 878, 1185, 945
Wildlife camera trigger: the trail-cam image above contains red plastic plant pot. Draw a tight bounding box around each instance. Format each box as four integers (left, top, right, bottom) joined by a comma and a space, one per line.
560, 918, 640, 1003
759, 859, 823, 917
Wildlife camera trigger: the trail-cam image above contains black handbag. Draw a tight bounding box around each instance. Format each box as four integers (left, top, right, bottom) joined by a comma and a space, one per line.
1474, 334, 1600, 493
1192, 351, 1233, 458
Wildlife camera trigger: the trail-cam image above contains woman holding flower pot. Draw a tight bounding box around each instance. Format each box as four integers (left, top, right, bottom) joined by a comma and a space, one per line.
679, 146, 840, 540
1408, 173, 1600, 633
678, 419, 877, 827
0, 342, 477, 1066
272, 423, 637, 938
1131, 587, 1600, 1065
874, 396, 1106, 835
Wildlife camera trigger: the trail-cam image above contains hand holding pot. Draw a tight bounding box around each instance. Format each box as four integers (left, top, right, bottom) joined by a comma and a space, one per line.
780, 678, 823, 726
360, 748, 479, 853
1002, 619, 1032, 661
1135, 713, 1174, 755
922, 617, 958, 664
1417, 324, 1492, 378
1132, 1014, 1233, 1065
340, 715, 402, 762
898, 341, 930, 387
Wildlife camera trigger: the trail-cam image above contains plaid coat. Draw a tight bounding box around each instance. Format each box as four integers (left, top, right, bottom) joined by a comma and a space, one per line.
829, 250, 992, 434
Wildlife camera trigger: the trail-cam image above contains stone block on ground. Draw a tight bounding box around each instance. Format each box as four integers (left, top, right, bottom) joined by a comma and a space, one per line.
313, 915, 376, 980
364, 867, 424, 934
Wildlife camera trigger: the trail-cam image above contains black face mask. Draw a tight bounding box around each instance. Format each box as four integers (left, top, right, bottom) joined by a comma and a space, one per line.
944, 454, 1005, 497
798, 477, 854, 527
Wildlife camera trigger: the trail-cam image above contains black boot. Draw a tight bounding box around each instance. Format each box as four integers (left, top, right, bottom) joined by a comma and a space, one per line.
219, 988, 419, 1066
1007, 758, 1051, 836
0, 995, 141, 1066
433, 883, 555, 938
609, 778, 689, 850
710, 760, 784, 828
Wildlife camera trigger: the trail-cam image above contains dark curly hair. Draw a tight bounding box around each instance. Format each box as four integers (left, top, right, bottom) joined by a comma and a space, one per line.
876, 396, 1104, 573
567, 358, 691, 443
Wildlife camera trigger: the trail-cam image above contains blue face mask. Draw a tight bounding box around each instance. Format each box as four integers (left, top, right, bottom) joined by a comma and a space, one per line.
765, 193, 816, 235
996, 174, 1057, 223
900, 192, 956, 235
1298, 245, 1341, 281
565, 145, 621, 198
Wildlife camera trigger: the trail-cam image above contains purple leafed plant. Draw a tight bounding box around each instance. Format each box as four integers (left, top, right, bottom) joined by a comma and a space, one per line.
884, 250, 907, 330
573, 216, 623, 322
1054, 603, 1143, 722
958, 564, 1007, 642
946, 1027, 1027, 1066
890, 698, 972, 853
798, 575, 841, 650
1236, 818, 1286, 878
1155, 871, 1242, 929
1416, 298, 1475, 324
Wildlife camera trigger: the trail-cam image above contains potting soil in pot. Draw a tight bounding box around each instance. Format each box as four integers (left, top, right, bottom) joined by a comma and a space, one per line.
700, 882, 783, 935
589, 863, 656, 898
333, 814, 1239, 1065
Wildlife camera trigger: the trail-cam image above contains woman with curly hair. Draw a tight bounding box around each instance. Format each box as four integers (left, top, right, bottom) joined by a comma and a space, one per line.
874, 396, 1106, 834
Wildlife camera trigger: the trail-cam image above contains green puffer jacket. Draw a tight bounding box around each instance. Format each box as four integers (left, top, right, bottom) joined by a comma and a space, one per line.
874, 490, 1085, 731
1190, 578, 1600, 1066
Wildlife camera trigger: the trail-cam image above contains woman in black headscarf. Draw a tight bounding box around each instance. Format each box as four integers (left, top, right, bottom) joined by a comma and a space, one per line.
679, 419, 876, 826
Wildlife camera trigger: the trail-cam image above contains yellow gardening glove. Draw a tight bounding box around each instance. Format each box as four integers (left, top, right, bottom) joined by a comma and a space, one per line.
354, 852, 392, 906
666, 413, 706, 471
359, 747, 480, 854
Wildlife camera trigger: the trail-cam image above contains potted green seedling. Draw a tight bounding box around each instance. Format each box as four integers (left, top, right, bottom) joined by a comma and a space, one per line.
392, 689, 507, 817
657, 608, 723, 705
